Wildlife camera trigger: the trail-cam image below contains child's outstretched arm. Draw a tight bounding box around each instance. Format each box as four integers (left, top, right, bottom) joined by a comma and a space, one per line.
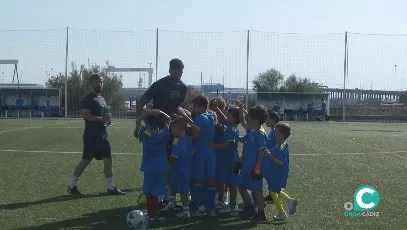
211, 140, 234, 149
177, 108, 200, 139
155, 109, 171, 125
266, 149, 284, 166
212, 100, 227, 122
236, 100, 249, 130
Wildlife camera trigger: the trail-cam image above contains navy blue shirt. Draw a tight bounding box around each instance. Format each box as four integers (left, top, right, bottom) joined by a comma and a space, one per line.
143, 76, 187, 116
82, 93, 108, 139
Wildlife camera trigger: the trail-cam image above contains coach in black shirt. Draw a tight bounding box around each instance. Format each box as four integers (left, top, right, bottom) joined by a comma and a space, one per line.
135, 58, 187, 125
67, 73, 125, 196
134, 58, 188, 166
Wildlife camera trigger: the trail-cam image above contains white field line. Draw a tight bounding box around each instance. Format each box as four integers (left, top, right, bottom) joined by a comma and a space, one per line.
0, 149, 407, 156
0, 121, 72, 134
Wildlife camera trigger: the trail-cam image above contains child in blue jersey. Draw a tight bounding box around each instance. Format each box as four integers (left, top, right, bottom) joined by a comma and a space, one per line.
263, 123, 297, 221
236, 104, 269, 221
136, 109, 170, 220
264, 111, 280, 202
211, 106, 241, 214
166, 117, 193, 218
178, 95, 216, 216
209, 98, 230, 207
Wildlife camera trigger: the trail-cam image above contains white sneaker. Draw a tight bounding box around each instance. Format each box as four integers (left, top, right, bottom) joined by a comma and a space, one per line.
177, 211, 191, 218
273, 213, 287, 221
287, 199, 297, 215
191, 210, 204, 216
160, 202, 175, 212
217, 200, 228, 208
199, 205, 206, 212
219, 205, 240, 214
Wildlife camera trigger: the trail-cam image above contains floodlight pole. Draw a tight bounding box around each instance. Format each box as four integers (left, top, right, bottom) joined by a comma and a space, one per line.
245, 30, 250, 111
342, 32, 348, 122
64, 27, 69, 118
155, 28, 159, 82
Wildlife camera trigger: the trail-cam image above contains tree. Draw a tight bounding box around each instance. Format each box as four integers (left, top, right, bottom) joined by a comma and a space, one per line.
46, 62, 126, 114
279, 74, 322, 93
252, 69, 284, 92
252, 69, 322, 93
181, 86, 203, 112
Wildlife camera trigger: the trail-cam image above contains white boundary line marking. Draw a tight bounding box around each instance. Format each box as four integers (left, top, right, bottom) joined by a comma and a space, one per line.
0, 121, 72, 134
0, 149, 406, 156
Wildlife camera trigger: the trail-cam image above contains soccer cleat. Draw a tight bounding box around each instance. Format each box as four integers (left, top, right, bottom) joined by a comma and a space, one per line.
191, 210, 204, 216
219, 205, 240, 214
161, 199, 169, 206
67, 186, 82, 196
208, 210, 216, 217
148, 215, 166, 221
254, 212, 267, 221
239, 206, 256, 219
177, 211, 191, 218
273, 213, 287, 221
160, 202, 175, 212
287, 198, 297, 215
107, 187, 126, 195
264, 194, 274, 203
198, 205, 206, 212
217, 200, 228, 208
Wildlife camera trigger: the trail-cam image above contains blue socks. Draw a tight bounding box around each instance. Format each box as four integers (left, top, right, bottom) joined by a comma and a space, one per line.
190, 184, 203, 212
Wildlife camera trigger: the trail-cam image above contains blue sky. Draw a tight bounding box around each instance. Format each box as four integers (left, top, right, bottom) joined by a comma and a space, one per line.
1, 0, 407, 90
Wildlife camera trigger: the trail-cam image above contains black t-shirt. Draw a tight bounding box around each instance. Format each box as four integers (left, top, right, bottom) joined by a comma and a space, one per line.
143, 76, 187, 116
82, 93, 108, 138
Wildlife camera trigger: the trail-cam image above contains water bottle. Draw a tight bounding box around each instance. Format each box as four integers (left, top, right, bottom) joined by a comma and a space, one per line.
105, 106, 112, 127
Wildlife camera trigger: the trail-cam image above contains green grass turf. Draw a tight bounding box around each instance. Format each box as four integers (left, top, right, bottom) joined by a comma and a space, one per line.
0, 119, 406, 229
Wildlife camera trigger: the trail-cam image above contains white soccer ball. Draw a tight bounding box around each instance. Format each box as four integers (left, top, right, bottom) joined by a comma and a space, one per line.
126, 210, 147, 229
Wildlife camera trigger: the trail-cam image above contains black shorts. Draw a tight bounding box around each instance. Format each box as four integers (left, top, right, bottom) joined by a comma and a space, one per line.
82, 136, 112, 161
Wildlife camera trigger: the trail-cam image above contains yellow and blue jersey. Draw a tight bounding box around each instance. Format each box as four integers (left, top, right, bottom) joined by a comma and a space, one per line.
267, 128, 278, 150
139, 123, 169, 173
262, 142, 290, 189
215, 122, 240, 163
171, 135, 193, 177
192, 113, 215, 157
241, 128, 268, 174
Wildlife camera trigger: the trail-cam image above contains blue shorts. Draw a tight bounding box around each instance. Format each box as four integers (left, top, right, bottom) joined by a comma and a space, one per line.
169, 171, 190, 193
268, 187, 282, 193
216, 161, 236, 185
194, 154, 216, 180
266, 178, 286, 193
237, 173, 263, 192
143, 172, 166, 196
82, 136, 111, 161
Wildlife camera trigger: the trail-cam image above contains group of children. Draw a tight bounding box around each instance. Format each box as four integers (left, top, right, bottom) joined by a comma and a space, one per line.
135, 95, 297, 222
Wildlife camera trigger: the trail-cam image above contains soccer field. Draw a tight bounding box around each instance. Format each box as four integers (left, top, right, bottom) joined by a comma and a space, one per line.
0, 119, 406, 230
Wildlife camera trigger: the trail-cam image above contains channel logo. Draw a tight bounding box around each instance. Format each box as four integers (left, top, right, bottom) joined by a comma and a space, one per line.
343, 185, 380, 217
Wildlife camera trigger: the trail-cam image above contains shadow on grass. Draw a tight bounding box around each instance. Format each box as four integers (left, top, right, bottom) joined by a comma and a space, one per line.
15, 206, 286, 230
0, 188, 136, 210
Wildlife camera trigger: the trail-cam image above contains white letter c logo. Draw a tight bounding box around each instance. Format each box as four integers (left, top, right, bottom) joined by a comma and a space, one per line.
355, 187, 376, 209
